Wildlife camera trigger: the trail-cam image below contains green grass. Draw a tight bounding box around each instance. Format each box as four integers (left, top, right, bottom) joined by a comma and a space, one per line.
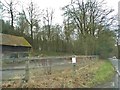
90, 60, 115, 87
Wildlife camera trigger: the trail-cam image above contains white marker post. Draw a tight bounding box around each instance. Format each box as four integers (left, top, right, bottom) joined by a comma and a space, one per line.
72, 55, 76, 78
72, 56, 76, 64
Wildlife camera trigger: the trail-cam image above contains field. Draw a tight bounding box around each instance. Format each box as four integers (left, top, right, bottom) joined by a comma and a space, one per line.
2, 58, 115, 88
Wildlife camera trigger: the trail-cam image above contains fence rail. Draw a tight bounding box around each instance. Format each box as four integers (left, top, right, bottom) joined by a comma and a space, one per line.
2, 55, 98, 87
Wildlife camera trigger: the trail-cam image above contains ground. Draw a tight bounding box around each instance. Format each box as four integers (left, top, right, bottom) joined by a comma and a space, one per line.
2, 59, 115, 88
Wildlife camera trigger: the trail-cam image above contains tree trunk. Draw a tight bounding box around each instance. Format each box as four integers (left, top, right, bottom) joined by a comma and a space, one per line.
30, 24, 33, 47
83, 36, 88, 55
10, 8, 14, 30
118, 45, 120, 59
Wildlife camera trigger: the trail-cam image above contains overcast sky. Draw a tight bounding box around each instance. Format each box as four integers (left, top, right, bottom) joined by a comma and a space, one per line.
1, 0, 120, 24
22, 0, 120, 24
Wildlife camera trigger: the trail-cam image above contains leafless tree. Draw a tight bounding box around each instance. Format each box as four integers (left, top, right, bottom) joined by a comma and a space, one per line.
43, 8, 54, 40
42, 8, 54, 51
62, 0, 114, 37
1, 0, 19, 29
23, 1, 41, 46
62, 0, 115, 55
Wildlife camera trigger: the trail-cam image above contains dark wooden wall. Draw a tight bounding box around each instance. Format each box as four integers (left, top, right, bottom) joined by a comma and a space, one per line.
1, 45, 31, 53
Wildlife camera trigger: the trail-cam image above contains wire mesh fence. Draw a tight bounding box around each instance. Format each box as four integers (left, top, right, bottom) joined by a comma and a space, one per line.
1, 55, 98, 88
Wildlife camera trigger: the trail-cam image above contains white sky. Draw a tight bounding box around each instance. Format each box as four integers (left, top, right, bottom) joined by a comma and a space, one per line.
1, 0, 120, 24
19, 0, 71, 25
21, 0, 120, 24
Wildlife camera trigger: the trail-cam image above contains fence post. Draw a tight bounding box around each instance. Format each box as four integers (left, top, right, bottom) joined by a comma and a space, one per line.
48, 59, 52, 75
72, 55, 76, 87
24, 59, 29, 83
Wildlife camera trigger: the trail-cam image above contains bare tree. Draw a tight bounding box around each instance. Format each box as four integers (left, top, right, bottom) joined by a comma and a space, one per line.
43, 8, 54, 40
17, 10, 29, 35
117, 25, 120, 59
0, 1, 4, 19
23, 1, 41, 46
1, 0, 19, 29
62, 0, 114, 37
62, 0, 115, 55
42, 8, 54, 51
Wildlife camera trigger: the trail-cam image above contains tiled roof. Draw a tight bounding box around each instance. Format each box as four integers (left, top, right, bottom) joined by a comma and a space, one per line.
0, 33, 32, 47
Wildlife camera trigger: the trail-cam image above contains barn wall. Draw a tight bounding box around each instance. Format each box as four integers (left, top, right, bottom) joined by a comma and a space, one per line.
1, 45, 31, 58
2, 45, 31, 53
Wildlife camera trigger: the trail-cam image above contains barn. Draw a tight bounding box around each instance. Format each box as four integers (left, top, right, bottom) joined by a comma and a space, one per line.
0, 33, 32, 58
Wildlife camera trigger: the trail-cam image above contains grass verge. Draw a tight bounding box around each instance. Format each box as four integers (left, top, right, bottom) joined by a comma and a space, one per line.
89, 60, 115, 87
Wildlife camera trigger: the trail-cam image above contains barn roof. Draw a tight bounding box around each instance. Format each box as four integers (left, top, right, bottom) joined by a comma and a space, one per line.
0, 33, 32, 47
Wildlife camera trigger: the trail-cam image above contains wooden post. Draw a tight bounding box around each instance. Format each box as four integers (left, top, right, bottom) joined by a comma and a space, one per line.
48, 59, 52, 75
73, 63, 76, 78
20, 57, 29, 87
24, 59, 29, 83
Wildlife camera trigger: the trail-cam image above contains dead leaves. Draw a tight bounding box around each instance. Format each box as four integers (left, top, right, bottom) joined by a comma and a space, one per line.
2, 60, 103, 88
